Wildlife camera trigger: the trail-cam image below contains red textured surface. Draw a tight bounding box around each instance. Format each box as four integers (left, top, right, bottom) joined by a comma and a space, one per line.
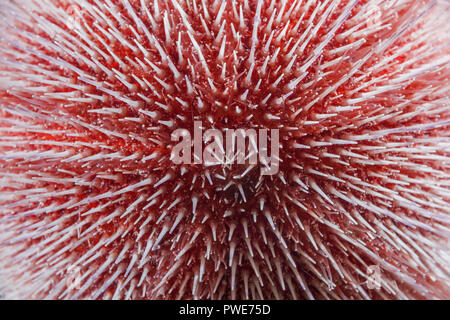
0, 0, 449, 299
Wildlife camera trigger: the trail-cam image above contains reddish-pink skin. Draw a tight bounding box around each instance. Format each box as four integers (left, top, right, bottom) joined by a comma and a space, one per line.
0, 0, 449, 299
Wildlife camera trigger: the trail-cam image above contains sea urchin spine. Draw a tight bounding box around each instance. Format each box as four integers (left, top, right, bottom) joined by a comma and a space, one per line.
0, 0, 449, 300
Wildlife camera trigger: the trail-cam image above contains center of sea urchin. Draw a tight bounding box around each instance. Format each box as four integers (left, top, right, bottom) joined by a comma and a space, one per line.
0, 0, 449, 300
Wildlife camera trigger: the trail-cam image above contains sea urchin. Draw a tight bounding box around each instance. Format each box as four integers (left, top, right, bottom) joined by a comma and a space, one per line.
0, 0, 449, 300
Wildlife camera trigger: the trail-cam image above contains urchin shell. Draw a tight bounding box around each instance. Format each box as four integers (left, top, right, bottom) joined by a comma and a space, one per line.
0, 0, 449, 300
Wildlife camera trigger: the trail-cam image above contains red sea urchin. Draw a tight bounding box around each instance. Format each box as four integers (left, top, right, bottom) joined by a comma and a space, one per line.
0, 0, 449, 300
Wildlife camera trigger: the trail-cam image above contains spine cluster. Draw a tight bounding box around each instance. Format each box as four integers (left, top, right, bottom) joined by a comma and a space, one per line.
0, 0, 449, 299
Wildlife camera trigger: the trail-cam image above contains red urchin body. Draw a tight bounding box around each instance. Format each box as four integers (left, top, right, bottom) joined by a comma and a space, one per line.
0, 0, 449, 299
